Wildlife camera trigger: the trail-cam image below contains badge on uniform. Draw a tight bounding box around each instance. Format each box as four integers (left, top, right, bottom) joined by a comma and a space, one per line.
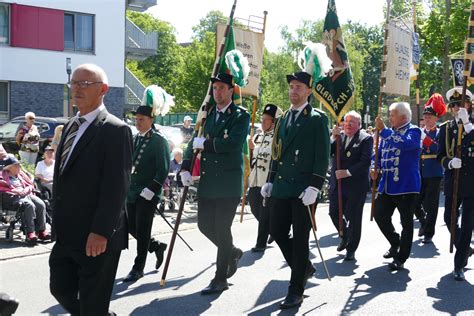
224, 129, 229, 139
346, 151, 351, 157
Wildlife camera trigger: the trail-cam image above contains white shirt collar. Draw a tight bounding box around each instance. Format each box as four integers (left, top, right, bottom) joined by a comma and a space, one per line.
139, 128, 152, 137
216, 101, 232, 114
290, 102, 308, 114
77, 104, 105, 123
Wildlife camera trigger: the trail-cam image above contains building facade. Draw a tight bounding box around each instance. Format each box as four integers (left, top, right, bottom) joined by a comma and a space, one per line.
0, 0, 156, 122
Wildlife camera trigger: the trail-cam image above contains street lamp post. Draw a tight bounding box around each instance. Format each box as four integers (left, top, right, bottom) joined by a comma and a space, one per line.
66, 58, 72, 117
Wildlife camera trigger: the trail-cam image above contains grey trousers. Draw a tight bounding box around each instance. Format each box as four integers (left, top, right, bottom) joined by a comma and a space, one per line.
21, 194, 46, 233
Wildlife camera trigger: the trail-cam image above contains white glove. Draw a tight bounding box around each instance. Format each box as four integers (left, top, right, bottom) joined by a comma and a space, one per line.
458, 107, 470, 125
193, 137, 206, 150
464, 122, 473, 134
180, 171, 193, 186
298, 186, 319, 206
140, 187, 155, 201
260, 183, 273, 198
448, 157, 462, 169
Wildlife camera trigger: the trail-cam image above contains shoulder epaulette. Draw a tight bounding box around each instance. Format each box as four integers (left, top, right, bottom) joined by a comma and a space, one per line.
237, 105, 248, 113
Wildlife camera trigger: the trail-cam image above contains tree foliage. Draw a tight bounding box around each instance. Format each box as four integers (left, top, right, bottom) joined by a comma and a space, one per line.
126, 3, 473, 125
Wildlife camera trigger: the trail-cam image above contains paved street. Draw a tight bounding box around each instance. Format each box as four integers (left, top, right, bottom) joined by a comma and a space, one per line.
1, 200, 473, 315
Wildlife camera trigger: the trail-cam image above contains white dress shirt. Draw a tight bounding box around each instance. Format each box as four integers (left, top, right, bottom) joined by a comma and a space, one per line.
63, 104, 105, 166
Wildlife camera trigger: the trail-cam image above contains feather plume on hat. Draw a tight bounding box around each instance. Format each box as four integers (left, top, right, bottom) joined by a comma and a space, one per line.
225, 49, 249, 87
298, 42, 333, 86
142, 85, 175, 117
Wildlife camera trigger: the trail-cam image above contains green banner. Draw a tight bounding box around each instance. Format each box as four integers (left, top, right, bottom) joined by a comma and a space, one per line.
313, 0, 355, 122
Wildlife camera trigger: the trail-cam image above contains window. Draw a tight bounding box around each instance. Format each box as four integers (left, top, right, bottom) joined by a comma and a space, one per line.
0, 3, 9, 44
0, 82, 9, 115
64, 12, 94, 52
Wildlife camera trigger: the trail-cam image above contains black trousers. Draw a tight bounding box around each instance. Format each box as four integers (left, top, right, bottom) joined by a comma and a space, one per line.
248, 187, 270, 248
374, 193, 417, 264
414, 177, 442, 237
444, 195, 474, 269
127, 198, 161, 272
197, 196, 240, 281
49, 242, 121, 316
329, 190, 366, 252
269, 197, 311, 296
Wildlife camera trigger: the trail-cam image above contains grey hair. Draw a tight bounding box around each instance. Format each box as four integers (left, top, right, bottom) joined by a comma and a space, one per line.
73, 63, 109, 85
344, 110, 362, 123
24, 111, 35, 119
172, 147, 183, 155
389, 102, 412, 121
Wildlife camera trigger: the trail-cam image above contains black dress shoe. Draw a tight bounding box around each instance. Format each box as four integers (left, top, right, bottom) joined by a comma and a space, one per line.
344, 250, 356, 261
0, 293, 19, 315
303, 264, 316, 286
453, 268, 465, 281
155, 243, 168, 270
279, 293, 303, 309
422, 236, 432, 244
200, 279, 228, 295
123, 269, 144, 282
267, 236, 274, 244
251, 246, 266, 253
383, 246, 398, 259
337, 238, 348, 252
388, 259, 404, 271
227, 248, 243, 278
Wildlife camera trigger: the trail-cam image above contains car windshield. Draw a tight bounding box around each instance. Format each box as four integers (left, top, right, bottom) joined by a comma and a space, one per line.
156, 125, 183, 147
0, 121, 21, 139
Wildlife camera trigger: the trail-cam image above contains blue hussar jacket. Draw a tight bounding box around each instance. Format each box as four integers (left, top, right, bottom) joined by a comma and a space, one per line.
376, 122, 421, 195
420, 127, 443, 178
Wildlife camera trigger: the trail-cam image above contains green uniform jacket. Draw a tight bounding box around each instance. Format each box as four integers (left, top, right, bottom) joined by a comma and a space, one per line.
269, 104, 330, 198
183, 102, 250, 198
127, 129, 170, 203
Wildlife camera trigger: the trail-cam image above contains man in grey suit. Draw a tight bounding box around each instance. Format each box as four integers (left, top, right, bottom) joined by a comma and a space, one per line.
49, 64, 133, 316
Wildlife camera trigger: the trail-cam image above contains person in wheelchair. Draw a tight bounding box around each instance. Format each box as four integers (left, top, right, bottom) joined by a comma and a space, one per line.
35, 146, 55, 194
0, 156, 50, 243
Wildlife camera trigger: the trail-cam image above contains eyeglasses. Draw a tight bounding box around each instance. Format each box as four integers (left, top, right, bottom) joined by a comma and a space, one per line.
69, 80, 103, 88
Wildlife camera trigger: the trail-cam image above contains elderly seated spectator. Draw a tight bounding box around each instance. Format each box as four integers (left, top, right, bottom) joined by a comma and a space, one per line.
170, 148, 183, 174
0, 156, 50, 243
35, 146, 55, 193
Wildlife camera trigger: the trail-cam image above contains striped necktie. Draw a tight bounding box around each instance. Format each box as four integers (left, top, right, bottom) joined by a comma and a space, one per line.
60, 117, 86, 172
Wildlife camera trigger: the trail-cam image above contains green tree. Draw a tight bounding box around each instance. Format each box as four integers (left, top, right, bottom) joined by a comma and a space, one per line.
126, 11, 183, 107
419, 0, 469, 97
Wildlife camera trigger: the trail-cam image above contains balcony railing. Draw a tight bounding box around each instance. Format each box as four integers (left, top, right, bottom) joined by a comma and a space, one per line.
125, 67, 145, 106
126, 17, 158, 60
127, 0, 156, 12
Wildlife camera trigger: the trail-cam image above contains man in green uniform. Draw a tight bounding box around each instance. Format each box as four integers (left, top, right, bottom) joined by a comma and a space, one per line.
123, 103, 170, 282
261, 71, 330, 309
180, 73, 250, 295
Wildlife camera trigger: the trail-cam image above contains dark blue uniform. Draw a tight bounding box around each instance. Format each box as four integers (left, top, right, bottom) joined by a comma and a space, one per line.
414, 127, 443, 241
437, 116, 474, 271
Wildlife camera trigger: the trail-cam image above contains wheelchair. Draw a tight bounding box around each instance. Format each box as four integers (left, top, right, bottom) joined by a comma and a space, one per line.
0, 193, 26, 242
0, 181, 53, 243
157, 173, 198, 213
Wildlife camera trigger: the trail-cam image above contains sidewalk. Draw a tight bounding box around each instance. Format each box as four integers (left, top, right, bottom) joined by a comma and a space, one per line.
0, 201, 256, 261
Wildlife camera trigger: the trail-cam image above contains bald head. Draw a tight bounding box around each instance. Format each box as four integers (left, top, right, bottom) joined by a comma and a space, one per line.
73, 63, 109, 85
71, 63, 109, 115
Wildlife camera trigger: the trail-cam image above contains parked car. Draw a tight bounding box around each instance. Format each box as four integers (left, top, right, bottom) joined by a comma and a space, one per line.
127, 124, 184, 148
0, 116, 69, 156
